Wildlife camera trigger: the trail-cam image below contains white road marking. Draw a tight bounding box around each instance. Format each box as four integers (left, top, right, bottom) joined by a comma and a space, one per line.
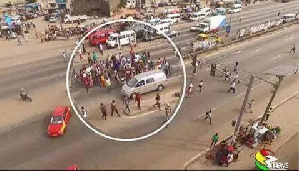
252, 48, 262, 54
270, 54, 281, 61
285, 36, 294, 41
233, 49, 244, 54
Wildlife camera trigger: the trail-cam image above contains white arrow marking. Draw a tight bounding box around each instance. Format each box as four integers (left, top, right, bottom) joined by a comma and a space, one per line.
252, 48, 262, 54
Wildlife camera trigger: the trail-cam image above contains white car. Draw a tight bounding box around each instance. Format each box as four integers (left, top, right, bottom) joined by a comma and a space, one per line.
228, 4, 242, 14
166, 30, 180, 38
49, 16, 57, 23
199, 7, 212, 16
190, 24, 202, 32
163, 7, 175, 14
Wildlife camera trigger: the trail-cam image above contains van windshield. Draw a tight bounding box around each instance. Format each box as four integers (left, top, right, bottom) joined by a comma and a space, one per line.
108, 36, 117, 41
127, 78, 138, 88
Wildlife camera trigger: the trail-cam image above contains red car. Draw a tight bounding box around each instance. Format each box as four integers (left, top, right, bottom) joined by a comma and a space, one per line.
66, 164, 79, 170
47, 106, 71, 137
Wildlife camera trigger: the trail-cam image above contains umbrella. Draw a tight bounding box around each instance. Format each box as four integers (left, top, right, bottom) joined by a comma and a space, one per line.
227, 145, 234, 152
127, 16, 134, 20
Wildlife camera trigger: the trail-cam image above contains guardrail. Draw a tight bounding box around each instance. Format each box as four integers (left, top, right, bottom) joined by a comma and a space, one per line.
182, 20, 298, 60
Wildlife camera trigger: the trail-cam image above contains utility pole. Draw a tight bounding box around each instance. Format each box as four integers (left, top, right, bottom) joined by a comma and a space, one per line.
234, 74, 255, 135
259, 75, 283, 125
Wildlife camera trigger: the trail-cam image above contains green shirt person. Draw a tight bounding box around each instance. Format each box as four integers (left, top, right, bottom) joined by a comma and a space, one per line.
210, 133, 219, 147
92, 52, 98, 63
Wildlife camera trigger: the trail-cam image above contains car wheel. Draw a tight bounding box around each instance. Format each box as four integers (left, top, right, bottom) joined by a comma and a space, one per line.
157, 85, 164, 91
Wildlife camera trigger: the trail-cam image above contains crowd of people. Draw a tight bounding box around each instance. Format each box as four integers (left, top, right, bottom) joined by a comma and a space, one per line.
72, 45, 173, 93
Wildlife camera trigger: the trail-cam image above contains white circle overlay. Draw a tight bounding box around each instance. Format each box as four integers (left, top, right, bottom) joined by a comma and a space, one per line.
66, 19, 187, 142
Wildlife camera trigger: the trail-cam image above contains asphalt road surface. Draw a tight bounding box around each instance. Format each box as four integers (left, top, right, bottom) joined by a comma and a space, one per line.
0, 15, 298, 169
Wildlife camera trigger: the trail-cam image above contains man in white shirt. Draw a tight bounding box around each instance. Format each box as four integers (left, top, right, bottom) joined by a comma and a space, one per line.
228, 81, 236, 93
99, 44, 103, 55
81, 106, 87, 118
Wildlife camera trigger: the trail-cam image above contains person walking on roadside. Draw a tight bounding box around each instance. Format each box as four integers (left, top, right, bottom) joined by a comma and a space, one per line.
233, 72, 240, 83
192, 66, 197, 79
82, 43, 86, 55
228, 81, 236, 93
111, 100, 121, 117
198, 80, 204, 92
81, 106, 87, 118
277, 11, 281, 17
78, 48, 83, 60
161, 103, 171, 128
17, 38, 23, 46
62, 52, 67, 62
136, 92, 142, 110
239, 16, 243, 23
187, 81, 193, 98
204, 109, 212, 124
123, 95, 130, 113
225, 71, 231, 82
210, 133, 219, 147
105, 77, 112, 92
153, 93, 161, 111
233, 62, 239, 73
245, 99, 255, 113
100, 103, 107, 120
99, 43, 104, 55
290, 44, 296, 54
265, 107, 273, 121
220, 66, 228, 78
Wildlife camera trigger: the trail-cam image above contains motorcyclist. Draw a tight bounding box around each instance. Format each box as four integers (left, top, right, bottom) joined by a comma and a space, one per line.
20, 88, 28, 99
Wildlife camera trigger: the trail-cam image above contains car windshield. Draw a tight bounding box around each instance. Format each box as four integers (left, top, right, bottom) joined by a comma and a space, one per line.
50, 115, 63, 124
108, 35, 117, 41
127, 78, 138, 88
199, 23, 207, 29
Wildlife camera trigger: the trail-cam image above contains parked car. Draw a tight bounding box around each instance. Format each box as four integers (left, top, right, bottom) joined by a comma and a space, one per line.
47, 106, 71, 137
49, 16, 57, 23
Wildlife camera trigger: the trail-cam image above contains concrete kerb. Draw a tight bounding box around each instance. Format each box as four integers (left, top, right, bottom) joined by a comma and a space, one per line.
183, 91, 299, 170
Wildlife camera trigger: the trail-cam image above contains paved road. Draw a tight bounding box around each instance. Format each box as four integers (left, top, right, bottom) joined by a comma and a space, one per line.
0, 17, 298, 169
0, 0, 297, 101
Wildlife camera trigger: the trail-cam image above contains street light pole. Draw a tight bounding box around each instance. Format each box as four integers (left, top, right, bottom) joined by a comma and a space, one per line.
234, 74, 255, 135
259, 75, 283, 125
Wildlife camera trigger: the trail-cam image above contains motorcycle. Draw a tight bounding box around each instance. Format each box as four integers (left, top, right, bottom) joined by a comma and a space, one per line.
21, 94, 32, 102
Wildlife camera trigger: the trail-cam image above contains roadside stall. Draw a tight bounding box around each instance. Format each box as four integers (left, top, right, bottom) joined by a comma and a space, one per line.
237, 122, 282, 148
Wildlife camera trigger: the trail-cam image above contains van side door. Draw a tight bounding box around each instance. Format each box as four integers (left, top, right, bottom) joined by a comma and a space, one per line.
135, 80, 146, 93
145, 77, 156, 92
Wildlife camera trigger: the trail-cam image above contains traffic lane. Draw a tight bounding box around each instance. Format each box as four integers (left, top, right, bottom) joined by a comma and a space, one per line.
170, 0, 296, 33
7, 75, 298, 170
88, 2, 298, 59
1, 23, 297, 170
171, 1, 298, 35
205, 26, 299, 80
0, 109, 95, 169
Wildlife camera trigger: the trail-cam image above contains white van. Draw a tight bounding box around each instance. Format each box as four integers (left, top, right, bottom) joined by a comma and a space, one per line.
121, 70, 168, 98
167, 13, 181, 23
155, 23, 171, 34
106, 30, 136, 48
189, 12, 206, 21
282, 13, 297, 23
159, 18, 175, 25
148, 18, 161, 26
228, 4, 242, 13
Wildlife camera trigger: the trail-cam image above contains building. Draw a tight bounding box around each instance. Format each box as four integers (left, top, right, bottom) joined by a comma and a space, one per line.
72, 0, 122, 17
